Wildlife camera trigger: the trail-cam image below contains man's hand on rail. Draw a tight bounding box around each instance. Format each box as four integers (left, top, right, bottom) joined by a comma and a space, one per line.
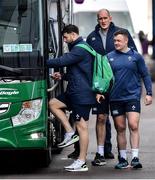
50, 72, 62, 80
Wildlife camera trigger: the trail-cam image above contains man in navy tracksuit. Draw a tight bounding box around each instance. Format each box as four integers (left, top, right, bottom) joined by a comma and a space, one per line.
47, 24, 96, 172
97, 29, 152, 169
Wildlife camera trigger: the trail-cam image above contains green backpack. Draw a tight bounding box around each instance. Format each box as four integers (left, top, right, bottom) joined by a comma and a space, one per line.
76, 44, 114, 94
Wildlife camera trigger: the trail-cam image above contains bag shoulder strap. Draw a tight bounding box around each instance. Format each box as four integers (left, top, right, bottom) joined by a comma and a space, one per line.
76, 43, 96, 56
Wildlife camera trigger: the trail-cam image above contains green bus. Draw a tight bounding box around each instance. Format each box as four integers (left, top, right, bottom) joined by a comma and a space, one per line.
0, 0, 83, 167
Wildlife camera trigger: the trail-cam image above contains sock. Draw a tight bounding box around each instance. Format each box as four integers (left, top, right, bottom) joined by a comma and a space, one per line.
77, 159, 85, 165
97, 145, 104, 156
65, 131, 74, 138
119, 149, 127, 160
132, 148, 139, 159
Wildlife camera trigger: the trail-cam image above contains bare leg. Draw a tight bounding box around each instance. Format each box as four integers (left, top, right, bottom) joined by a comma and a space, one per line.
127, 112, 140, 149
127, 112, 142, 169
49, 98, 73, 133
113, 115, 127, 150
96, 114, 107, 146
76, 118, 89, 161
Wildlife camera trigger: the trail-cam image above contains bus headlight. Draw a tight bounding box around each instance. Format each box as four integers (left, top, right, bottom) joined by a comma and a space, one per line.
12, 99, 42, 126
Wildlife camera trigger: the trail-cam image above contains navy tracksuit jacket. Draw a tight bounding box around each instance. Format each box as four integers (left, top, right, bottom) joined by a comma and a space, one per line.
47, 37, 96, 105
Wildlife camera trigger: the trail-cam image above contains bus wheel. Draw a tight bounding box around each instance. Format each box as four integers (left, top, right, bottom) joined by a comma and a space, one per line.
48, 117, 57, 147
39, 120, 53, 167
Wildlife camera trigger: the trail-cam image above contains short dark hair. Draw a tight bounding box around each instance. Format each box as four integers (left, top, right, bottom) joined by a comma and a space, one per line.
62, 24, 79, 34
114, 29, 129, 38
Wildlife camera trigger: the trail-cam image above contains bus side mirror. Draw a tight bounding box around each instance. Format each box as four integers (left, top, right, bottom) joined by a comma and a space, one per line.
74, 0, 84, 4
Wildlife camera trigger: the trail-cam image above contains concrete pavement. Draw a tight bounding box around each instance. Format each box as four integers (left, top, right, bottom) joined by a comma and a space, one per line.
0, 84, 154, 179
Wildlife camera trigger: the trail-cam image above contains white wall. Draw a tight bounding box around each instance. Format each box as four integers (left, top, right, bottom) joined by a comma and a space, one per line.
126, 0, 152, 39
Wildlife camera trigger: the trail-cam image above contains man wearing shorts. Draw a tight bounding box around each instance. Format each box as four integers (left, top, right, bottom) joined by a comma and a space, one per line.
97, 29, 152, 169
47, 24, 96, 172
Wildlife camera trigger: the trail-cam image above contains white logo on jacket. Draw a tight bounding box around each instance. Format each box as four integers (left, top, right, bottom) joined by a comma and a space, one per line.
109, 58, 114, 62
128, 56, 132, 61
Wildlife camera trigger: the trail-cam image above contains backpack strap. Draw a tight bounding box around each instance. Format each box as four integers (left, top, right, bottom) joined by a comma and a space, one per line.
76, 43, 96, 56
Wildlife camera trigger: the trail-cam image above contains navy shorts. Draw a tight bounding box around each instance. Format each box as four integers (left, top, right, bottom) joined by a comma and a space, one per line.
92, 96, 109, 115
56, 93, 92, 121
110, 100, 141, 117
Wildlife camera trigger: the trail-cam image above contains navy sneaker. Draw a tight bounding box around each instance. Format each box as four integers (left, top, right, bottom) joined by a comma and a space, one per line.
91, 152, 106, 166
131, 157, 142, 169
115, 157, 129, 169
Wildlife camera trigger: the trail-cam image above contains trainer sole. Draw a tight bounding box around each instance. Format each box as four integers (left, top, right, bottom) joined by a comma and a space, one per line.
115, 165, 130, 169
65, 167, 88, 172
91, 161, 107, 166
58, 136, 79, 148
131, 164, 142, 169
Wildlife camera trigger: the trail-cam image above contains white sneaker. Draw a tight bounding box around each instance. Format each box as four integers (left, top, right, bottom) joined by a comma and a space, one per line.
64, 159, 88, 172
57, 134, 79, 148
